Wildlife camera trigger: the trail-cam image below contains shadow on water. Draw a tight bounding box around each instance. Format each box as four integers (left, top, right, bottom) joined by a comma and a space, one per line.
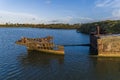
90, 57, 120, 80
18, 50, 64, 67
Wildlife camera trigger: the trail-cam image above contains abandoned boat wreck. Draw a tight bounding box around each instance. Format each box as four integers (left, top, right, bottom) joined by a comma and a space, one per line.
16, 36, 64, 55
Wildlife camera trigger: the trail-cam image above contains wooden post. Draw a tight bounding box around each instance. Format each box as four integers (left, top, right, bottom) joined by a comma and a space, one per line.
97, 26, 100, 36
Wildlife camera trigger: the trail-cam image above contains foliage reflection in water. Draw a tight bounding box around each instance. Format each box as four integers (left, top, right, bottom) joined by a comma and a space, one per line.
0, 28, 120, 80
18, 51, 64, 67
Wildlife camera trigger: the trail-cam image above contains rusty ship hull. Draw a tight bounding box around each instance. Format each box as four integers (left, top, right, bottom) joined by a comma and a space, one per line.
16, 36, 64, 55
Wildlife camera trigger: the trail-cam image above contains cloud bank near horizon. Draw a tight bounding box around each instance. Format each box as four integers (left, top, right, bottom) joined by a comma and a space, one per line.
0, 11, 42, 24
0, 0, 120, 24
0, 11, 94, 24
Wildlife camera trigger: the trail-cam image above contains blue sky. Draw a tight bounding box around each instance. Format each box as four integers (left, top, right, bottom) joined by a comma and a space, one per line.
0, 0, 120, 24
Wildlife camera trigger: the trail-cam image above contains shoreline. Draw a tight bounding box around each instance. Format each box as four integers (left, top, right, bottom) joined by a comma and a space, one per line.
0, 23, 80, 29
0, 26, 78, 30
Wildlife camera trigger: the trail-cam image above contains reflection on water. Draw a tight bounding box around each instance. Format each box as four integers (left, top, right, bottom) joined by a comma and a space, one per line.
0, 28, 120, 80
18, 51, 64, 67
90, 57, 120, 80
17, 51, 120, 80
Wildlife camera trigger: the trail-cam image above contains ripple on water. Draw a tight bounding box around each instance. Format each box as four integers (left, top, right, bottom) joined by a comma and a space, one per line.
0, 28, 120, 80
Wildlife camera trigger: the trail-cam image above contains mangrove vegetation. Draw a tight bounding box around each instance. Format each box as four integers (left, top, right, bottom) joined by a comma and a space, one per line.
77, 20, 120, 34
1, 20, 120, 33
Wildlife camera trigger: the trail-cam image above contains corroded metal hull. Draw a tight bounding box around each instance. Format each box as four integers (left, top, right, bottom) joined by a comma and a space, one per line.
27, 48, 64, 55
16, 36, 64, 55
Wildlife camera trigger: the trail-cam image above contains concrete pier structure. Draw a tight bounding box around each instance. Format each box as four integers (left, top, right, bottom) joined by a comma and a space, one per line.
90, 34, 120, 57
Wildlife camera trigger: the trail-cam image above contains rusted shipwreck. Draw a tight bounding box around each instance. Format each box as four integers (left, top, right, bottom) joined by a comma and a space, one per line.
16, 36, 64, 55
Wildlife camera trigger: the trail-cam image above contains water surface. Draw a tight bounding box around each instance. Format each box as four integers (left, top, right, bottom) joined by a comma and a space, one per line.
0, 28, 120, 80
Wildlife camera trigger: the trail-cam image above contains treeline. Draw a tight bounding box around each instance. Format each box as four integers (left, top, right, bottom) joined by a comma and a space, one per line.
0, 23, 80, 29
77, 20, 120, 34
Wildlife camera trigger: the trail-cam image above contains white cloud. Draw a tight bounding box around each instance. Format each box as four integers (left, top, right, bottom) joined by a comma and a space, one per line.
95, 0, 120, 8
0, 11, 93, 24
112, 9, 120, 17
95, 0, 113, 7
0, 11, 42, 24
95, 0, 120, 19
47, 16, 94, 24
78, 17, 93, 21
48, 16, 73, 23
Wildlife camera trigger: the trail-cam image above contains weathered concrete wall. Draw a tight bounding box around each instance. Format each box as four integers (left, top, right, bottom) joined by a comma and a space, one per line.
98, 36, 120, 56
90, 34, 99, 55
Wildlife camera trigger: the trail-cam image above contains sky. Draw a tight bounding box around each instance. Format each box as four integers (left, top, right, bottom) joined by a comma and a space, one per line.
0, 0, 120, 24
